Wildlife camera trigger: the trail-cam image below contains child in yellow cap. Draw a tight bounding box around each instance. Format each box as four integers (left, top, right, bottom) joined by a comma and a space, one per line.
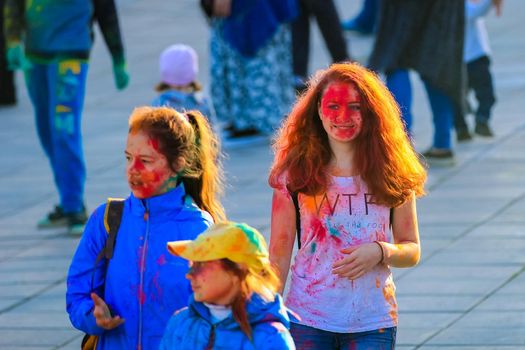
160, 222, 297, 350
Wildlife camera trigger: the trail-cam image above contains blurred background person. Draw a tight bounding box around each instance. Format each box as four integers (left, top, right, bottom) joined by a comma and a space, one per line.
4, 0, 129, 234
151, 43, 215, 125
203, 0, 297, 144
368, 0, 465, 166
292, 0, 351, 93
454, 0, 502, 141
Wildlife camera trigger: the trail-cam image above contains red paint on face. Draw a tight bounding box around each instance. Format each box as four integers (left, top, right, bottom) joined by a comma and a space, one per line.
125, 131, 175, 199
149, 137, 160, 151
320, 81, 363, 142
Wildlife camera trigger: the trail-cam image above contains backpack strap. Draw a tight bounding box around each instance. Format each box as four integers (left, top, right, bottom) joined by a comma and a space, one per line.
94, 198, 124, 265
102, 198, 125, 260
290, 191, 301, 250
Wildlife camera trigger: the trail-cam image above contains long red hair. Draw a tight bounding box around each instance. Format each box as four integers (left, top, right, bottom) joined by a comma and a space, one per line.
269, 63, 426, 207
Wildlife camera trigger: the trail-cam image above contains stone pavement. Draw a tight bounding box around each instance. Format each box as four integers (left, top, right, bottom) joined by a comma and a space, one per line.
0, 0, 524, 349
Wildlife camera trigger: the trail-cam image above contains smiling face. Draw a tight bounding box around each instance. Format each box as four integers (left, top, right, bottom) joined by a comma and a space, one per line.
125, 130, 178, 199
186, 260, 240, 305
319, 81, 363, 143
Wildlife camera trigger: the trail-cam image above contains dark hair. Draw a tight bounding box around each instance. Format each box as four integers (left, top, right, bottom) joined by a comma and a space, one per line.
128, 106, 225, 221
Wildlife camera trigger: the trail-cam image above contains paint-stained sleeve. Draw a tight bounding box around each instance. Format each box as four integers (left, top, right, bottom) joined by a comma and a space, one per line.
273, 171, 293, 199
66, 204, 109, 335
3, 0, 24, 45
92, 0, 125, 65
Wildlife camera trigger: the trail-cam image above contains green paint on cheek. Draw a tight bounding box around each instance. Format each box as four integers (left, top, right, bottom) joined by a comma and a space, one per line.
311, 242, 317, 253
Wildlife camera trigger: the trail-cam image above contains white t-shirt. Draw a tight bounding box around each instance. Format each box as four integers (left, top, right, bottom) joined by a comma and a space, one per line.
204, 303, 232, 324
285, 176, 397, 333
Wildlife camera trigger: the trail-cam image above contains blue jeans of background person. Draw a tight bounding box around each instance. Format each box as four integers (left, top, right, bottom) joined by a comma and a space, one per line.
351, 0, 379, 32
387, 69, 453, 150
25, 59, 88, 213
290, 322, 396, 349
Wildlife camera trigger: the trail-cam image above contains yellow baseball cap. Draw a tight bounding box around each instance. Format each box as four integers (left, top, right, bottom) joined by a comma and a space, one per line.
167, 222, 270, 272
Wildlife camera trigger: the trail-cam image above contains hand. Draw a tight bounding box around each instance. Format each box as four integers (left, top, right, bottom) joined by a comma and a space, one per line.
492, 0, 503, 16
112, 62, 129, 90
332, 243, 382, 280
91, 293, 125, 330
213, 0, 231, 17
6, 43, 31, 70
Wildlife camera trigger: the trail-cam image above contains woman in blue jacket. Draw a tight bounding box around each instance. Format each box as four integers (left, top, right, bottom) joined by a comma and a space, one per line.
66, 107, 225, 349
161, 221, 296, 350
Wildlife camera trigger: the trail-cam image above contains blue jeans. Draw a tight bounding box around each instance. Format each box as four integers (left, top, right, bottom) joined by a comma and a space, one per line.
352, 0, 379, 32
387, 69, 454, 150
290, 322, 396, 350
25, 59, 88, 213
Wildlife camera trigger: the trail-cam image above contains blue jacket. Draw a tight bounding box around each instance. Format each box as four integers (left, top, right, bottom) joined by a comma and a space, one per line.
160, 293, 296, 350
66, 185, 213, 350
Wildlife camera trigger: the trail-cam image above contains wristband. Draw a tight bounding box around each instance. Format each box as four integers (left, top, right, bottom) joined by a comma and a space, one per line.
374, 241, 385, 264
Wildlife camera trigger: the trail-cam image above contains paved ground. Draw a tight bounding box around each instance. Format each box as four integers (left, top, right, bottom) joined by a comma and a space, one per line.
0, 0, 524, 349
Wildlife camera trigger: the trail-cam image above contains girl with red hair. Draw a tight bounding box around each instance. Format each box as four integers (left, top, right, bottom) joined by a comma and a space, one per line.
268, 62, 426, 349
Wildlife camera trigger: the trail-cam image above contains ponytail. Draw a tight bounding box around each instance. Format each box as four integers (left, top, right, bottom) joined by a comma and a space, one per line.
183, 111, 226, 222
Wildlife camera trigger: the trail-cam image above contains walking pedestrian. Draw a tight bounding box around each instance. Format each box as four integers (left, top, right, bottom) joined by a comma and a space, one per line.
455, 0, 502, 141
4, 0, 130, 234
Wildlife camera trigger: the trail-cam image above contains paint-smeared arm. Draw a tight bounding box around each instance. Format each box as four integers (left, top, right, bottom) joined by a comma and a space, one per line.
381, 193, 421, 268
269, 189, 297, 294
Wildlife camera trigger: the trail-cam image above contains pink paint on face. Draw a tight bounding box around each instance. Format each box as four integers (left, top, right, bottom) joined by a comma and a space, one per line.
319, 81, 363, 142
125, 130, 175, 199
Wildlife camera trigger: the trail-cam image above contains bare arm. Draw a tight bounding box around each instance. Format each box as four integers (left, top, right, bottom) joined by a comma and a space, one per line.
380, 193, 421, 267
492, 0, 503, 16
269, 189, 296, 294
